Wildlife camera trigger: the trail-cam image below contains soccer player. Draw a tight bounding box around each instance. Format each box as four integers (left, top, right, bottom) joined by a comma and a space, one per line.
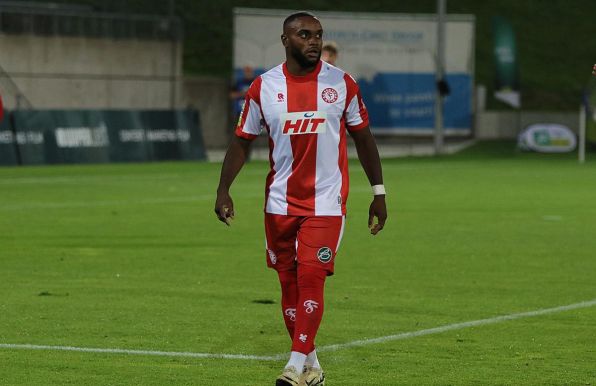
214, 11, 387, 386
230, 63, 257, 122
321, 41, 339, 66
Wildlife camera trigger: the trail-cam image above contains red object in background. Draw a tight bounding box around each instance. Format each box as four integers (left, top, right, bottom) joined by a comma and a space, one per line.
0, 94, 4, 123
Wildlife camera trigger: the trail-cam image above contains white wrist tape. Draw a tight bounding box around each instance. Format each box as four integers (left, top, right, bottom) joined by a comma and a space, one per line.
372, 184, 386, 195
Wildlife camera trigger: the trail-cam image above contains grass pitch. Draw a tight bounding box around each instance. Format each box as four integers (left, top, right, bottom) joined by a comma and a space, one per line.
1, 141, 595, 385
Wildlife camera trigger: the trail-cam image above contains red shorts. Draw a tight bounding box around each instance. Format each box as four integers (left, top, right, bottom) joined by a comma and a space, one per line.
264, 213, 345, 275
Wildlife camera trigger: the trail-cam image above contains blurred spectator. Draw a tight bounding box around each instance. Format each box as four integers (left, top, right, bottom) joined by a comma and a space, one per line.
321, 41, 339, 66
230, 63, 256, 121
0, 93, 4, 123
592, 63, 596, 76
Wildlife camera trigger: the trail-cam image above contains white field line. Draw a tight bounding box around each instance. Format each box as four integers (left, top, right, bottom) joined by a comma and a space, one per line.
0, 162, 471, 186
0, 174, 188, 185
0, 343, 279, 361
0, 195, 212, 211
1, 298, 595, 361
0, 168, 267, 185
315, 298, 596, 353
0, 194, 259, 211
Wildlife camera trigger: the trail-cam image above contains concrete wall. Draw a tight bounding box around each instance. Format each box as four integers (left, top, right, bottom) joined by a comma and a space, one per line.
2, 33, 578, 150
475, 111, 579, 139
0, 33, 182, 109
182, 76, 230, 149
0, 33, 234, 149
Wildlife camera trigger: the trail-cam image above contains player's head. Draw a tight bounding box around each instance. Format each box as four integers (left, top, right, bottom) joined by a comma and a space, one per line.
321, 41, 338, 65
281, 11, 323, 68
242, 62, 255, 79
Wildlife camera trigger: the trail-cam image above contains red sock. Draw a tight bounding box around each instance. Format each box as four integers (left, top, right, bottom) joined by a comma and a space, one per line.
278, 270, 298, 339
292, 265, 327, 354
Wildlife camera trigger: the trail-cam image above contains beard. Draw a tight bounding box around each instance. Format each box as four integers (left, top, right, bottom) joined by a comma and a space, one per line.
290, 45, 320, 68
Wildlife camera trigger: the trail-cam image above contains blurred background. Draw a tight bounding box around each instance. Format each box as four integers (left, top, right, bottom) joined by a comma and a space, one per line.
1, 5, 595, 384
1, 0, 595, 165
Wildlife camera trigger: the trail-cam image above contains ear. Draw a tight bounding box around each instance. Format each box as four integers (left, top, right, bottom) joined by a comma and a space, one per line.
281, 34, 288, 47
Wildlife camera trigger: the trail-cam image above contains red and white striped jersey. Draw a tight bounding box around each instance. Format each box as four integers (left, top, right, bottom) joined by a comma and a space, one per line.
235, 60, 369, 216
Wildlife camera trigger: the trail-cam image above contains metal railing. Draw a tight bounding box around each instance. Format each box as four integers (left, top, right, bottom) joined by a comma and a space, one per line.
0, 63, 33, 109
0, 2, 182, 41
0, 2, 184, 109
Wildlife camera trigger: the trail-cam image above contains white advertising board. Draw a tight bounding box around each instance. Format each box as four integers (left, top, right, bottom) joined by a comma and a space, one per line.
233, 8, 475, 135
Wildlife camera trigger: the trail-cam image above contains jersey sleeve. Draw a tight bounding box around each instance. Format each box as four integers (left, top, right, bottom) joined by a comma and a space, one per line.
235, 76, 263, 140
343, 74, 369, 132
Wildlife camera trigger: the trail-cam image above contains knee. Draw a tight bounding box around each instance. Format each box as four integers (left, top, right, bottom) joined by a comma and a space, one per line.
297, 265, 327, 288
278, 269, 297, 285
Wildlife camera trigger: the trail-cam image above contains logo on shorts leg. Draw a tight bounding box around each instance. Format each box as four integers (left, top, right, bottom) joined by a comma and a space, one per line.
299, 333, 308, 343
317, 247, 332, 263
267, 249, 277, 265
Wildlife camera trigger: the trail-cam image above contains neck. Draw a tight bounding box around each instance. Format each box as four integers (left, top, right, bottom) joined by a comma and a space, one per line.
285, 58, 318, 76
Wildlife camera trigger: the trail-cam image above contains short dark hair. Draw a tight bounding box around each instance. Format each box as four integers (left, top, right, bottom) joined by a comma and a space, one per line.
283, 11, 317, 29
322, 41, 338, 55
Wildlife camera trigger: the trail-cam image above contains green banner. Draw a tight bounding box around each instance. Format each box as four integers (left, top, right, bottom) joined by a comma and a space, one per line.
493, 16, 521, 108
0, 111, 18, 165
587, 90, 596, 145
0, 109, 206, 165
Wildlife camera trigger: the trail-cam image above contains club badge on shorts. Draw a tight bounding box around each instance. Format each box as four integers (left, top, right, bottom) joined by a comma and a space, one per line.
267, 249, 277, 264
317, 247, 332, 263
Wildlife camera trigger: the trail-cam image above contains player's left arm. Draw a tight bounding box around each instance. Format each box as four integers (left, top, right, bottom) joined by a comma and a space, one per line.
350, 126, 387, 235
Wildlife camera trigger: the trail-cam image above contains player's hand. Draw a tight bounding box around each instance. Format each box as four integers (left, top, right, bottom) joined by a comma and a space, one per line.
368, 195, 387, 235
214, 191, 235, 226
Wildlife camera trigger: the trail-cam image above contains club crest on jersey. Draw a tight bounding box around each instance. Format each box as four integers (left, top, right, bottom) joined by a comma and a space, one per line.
317, 247, 332, 263
321, 88, 338, 103
280, 111, 326, 135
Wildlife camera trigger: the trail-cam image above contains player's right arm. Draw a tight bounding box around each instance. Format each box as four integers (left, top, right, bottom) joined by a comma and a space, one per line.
215, 136, 252, 225
214, 76, 263, 226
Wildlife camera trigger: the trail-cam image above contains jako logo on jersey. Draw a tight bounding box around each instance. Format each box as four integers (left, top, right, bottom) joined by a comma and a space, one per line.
280, 111, 327, 135
267, 249, 277, 265
277, 93, 284, 102
317, 247, 332, 263
299, 334, 308, 343
304, 300, 319, 314
321, 88, 338, 103
236, 101, 246, 126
